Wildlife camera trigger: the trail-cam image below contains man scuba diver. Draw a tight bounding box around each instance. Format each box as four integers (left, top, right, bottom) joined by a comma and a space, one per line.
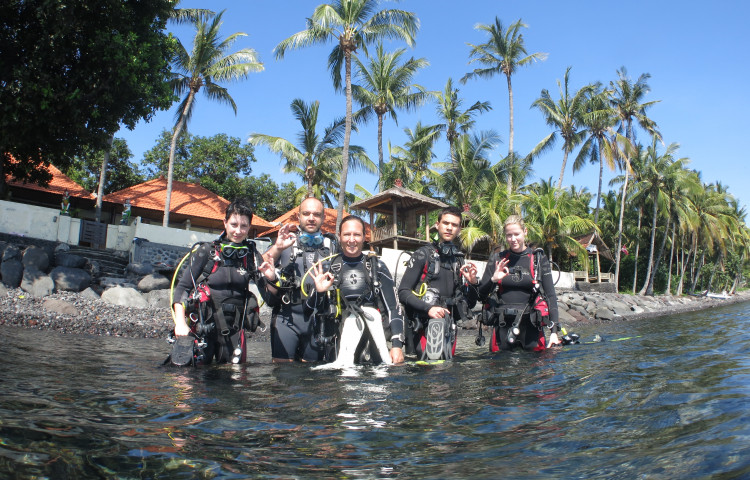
398, 206, 479, 361
170, 198, 279, 365
307, 215, 405, 367
262, 197, 339, 362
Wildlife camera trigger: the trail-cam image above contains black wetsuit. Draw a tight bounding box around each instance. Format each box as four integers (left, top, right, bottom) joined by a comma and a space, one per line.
477, 247, 559, 351
398, 243, 478, 357
173, 240, 277, 364
269, 236, 338, 361
307, 253, 404, 363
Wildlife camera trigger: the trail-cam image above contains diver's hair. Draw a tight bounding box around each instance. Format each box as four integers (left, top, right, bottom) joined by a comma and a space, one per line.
503, 214, 526, 232
339, 215, 366, 235
437, 205, 463, 223
225, 198, 253, 222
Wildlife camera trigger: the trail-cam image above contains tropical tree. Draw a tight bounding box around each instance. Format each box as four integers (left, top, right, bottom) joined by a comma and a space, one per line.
381, 122, 441, 195
462, 17, 547, 157
352, 43, 430, 181
437, 131, 500, 208
0, 0, 175, 199
164, 10, 263, 226
629, 139, 691, 295
573, 86, 627, 224
63, 139, 143, 195
275, 0, 418, 229
434, 78, 492, 167
249, 98, 374, 205
609, 67, 661, 291
93, 4, 213, 222
494, 151, 534, 195
521, 178, 596, 263
531, 67, 593, 191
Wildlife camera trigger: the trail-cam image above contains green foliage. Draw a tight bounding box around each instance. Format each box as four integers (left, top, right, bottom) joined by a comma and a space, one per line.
142, 130, 256, 200
62, 139, 143, 194
242, 175, 299, 221
0, 0, 176, 195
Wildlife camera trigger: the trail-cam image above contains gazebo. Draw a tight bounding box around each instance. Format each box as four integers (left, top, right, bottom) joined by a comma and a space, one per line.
572, 231, 615, 283
349, 180, 447, 252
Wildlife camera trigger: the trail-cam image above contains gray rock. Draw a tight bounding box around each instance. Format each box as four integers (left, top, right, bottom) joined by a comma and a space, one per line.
631, 305, 645, 314
127, 262, 155, 276
50, 266, 91, 292
84, 260, 101, 280
101, 285, 149, 308
54, 243, 70, 253
595, 308, 616, 321
21, 267, 55, 297
558, 308, 577, 324
144, 289, 171, 309
80, 287, 101, 300
42, 298, 80, 316
1, 258, 23, 287
22, 246, 50, 272
2, 245, 20, 262
55, 252, 87, 269
137, 273, 170, 293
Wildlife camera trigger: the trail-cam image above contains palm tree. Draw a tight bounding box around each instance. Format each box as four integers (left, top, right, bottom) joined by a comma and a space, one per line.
521, 179, 596, 263
164, 11, 263, 226
609, 67, 661, 291
95, 4, 214, 222
437, 131, 500, 208
275, 0, 418, 230
249, 98, 373, 202
531, 67, 593, 192
352, 43, 429, 183
381, 122, 441, 195
461, 17, 547, 157
434, 78, 492, 167
494, 151, 533, 195
573, 86, 627, 224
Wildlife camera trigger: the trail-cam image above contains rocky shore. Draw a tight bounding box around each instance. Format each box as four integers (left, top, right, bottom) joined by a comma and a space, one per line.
1, 282, 748, 340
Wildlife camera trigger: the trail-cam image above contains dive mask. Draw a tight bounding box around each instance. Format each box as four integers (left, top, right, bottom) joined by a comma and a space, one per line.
220, 243, 249, 258
299, 232, 324, 247
438, 242, 462, 257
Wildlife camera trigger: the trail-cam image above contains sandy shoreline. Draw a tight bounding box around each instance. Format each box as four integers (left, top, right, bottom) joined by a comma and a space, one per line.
1, 284, 748, 341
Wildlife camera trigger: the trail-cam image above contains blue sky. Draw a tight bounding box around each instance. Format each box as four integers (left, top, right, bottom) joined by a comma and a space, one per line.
119, 0, 750, 216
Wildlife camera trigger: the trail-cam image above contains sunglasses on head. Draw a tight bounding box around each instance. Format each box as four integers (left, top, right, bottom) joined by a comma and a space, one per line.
220, 244, 249, 258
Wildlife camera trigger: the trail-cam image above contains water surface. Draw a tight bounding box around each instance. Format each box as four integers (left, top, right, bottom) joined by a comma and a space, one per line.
2, 301, 750, 479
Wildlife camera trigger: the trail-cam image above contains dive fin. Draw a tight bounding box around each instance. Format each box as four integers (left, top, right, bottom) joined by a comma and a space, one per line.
313, 313, 365, 370
170, 336, 196, 367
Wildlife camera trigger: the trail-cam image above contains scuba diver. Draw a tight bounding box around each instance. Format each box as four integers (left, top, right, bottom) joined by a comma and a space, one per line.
398, 206, 479, 361
307, 215, 404, 367
476, 214, 562, 352
262, 197, 339, 362
169, 198, 279, 366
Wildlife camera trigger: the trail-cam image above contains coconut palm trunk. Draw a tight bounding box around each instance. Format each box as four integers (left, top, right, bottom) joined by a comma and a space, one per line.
336, 46, 353, 231
95, 132, 115, 222
614, 161, 629, 290
165, 90, 195, 227
632, 207, 642, 292
638, 196, 659, 295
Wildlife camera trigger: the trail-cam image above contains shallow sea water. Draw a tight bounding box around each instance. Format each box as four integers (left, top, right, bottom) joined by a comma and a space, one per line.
1, 301, 750, 479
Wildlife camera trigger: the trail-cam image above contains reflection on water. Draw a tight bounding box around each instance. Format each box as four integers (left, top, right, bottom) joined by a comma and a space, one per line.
2, 301, 750, 478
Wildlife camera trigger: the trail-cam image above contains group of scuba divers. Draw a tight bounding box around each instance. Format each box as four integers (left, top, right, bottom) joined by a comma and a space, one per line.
167, 196, 576, 368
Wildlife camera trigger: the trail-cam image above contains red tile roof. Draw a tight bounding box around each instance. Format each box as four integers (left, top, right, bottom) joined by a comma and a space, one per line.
6, 162, 95, 199
260, 207, 370, 240
102, 178, 272, 227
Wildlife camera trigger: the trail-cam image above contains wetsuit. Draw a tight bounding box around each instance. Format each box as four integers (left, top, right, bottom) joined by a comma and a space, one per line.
173, 239, 277, 364
270, 235, 338, 361
307, 253, 404, 363
477, 247, 559, 351
398, 243, 478, 357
